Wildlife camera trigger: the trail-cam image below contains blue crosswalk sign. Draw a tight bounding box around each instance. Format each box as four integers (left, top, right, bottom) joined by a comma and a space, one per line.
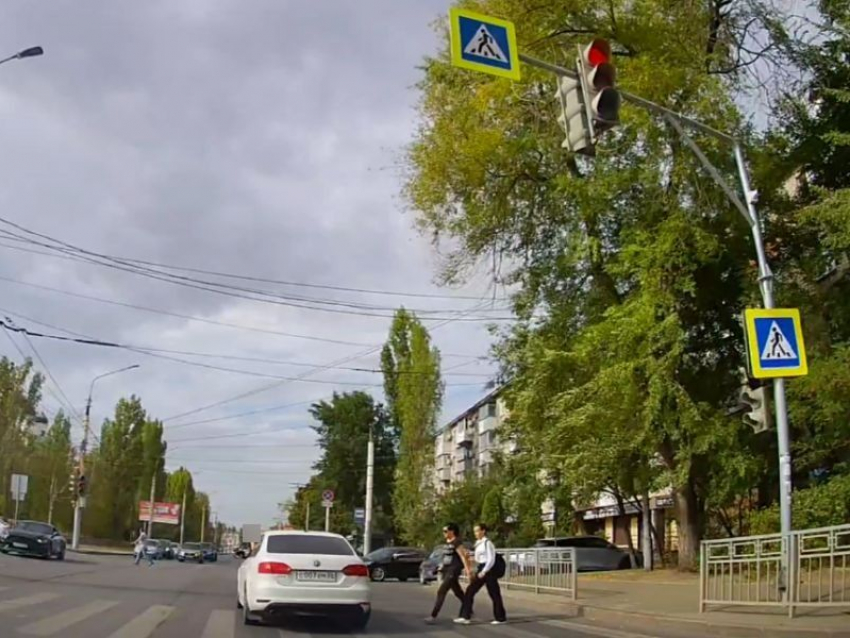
744, 308, 808, 378
449, 8, 520, 81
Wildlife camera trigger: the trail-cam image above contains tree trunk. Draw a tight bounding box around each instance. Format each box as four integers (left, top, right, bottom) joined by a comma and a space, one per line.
612, 488, 638, 567
674, 482, 701, 571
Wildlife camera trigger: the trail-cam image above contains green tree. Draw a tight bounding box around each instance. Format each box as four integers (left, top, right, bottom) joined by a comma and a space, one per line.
382, 309, 443, 544
309, 391, 396, 535
402, 0, 787, 568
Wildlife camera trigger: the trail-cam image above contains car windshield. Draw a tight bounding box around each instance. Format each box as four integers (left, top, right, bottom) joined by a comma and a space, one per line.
183, 543, 201, 550
17, 521, 53, 535
266, 534, 354, 556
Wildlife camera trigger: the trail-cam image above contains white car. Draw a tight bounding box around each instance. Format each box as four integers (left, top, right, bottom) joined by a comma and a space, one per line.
236, 530, 371, 628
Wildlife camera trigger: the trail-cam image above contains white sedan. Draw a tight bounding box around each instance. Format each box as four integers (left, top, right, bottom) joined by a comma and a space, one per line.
237, 530, 371, 628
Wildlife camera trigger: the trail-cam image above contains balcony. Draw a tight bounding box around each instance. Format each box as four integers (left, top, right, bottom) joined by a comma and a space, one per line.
437, 466, 451, 483
478, 415, 498, 435
456, 429, 474, 446
478, 449, 494, 466
453, 446, 470, 463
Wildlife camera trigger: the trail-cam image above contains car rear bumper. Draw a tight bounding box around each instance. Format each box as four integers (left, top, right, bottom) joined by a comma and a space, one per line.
260, 602, 370, 620
248, 584, 370, 613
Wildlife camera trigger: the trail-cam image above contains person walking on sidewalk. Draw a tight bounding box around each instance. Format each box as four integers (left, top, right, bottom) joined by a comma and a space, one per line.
455, 523, 507, 625
132, 529, 153, 566
425, 523, 473, 624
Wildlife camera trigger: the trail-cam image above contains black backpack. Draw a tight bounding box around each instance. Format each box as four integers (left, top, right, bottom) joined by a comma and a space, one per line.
492, 551, 506, 579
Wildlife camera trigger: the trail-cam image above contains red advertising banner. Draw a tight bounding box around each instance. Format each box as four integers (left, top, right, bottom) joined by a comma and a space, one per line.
138, 501, 181, 525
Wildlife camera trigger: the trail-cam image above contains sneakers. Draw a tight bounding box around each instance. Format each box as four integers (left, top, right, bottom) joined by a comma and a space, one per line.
453, 618, 472, 625
424, 617, 436, 624
491, 620, 506, 625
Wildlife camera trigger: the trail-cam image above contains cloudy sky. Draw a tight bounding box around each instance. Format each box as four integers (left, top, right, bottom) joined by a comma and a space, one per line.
0, 1, 507, 527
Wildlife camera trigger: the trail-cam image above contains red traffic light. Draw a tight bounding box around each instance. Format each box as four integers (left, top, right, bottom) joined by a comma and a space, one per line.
584, 39, 611, 67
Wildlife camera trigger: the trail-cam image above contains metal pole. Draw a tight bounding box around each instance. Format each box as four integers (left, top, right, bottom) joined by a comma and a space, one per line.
324, 506, 331, 533
147, 472, 156, 536
180, 488, 187, 545
642, 492, 652, 571
201, 506, 206, 543
72, 396, 92, 550
364, 426, 375, 555
47, 474, 55, 525
733, 143, 792, 591
305, 501, 310, 531
13, 489, 20, 523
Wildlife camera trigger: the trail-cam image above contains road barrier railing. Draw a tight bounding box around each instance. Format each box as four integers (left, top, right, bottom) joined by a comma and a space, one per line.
499, 547, 577, 600
700, 523, 850, 617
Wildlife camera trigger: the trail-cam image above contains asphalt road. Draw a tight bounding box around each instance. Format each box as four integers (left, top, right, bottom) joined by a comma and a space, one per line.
0, 551, 661, 638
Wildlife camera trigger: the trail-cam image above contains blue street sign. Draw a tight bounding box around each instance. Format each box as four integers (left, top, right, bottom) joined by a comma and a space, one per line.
744, 308, 808, 379
354, 508, 365, 525
449, 8, 520, 81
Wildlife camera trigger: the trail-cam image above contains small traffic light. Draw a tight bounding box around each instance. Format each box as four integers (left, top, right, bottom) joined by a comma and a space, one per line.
555, 38, 621, 155
69, 471, 78, 495
740, 379, 770, 433
78, 475, 87, 497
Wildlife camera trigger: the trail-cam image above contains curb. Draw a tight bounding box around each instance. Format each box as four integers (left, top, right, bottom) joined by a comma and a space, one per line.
68, 548, 132, 556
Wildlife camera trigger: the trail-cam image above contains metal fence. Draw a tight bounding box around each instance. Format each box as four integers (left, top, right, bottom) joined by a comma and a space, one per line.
700, 523, 850, 617
499, 547, 577, 600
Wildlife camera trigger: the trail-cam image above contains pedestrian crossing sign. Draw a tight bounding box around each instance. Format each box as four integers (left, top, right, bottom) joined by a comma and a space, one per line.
449, 8, 520, 81
744, 308, 808, 379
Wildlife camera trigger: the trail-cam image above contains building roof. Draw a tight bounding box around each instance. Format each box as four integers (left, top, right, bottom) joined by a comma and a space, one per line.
438, 385, 504, 434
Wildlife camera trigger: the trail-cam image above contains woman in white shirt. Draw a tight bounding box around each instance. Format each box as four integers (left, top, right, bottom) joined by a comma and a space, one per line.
455, 523, 507, 625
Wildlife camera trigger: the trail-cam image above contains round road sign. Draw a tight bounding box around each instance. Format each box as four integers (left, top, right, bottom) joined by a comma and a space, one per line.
322, 489, 334, 503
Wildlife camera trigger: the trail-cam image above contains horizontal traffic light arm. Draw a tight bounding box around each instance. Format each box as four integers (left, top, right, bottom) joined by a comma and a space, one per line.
518, 52, 736, 143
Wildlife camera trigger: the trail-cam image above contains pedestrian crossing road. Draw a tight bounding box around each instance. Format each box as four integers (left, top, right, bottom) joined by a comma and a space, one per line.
0, 553, 662, 638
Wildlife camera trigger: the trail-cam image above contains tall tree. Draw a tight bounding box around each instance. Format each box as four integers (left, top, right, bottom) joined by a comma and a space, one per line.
382, 309, 443, 544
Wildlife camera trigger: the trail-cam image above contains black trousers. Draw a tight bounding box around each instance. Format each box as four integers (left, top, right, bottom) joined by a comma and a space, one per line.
461, 567, 507, 621
430, 570, 465, 618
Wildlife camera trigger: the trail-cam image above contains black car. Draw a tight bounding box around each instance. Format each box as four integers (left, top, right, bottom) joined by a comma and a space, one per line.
0, 520, 66, 560
364, 547, 426, 582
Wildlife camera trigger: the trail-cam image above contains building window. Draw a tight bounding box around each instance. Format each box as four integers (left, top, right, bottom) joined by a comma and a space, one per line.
479, 402, 497, 420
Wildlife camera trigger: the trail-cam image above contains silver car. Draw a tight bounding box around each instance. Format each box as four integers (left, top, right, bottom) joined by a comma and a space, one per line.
535, 536, 639, 571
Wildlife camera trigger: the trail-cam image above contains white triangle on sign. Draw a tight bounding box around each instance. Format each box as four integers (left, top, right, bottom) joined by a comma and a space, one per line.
463, 25, 508, 62
760, 321, 797, 360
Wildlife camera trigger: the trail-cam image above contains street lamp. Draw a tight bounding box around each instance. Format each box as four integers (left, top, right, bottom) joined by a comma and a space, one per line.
0, 46, 44, 67
71, 364, 141, 550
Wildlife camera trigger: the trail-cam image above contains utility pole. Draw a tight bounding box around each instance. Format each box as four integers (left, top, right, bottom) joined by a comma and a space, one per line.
179, 487, 187, 545
47, 474, 56, 525
146, 472, 156, 537
641, 491, 652, 572
324, 504, 331, 533
363, 423, 375, 555
213, 512, 219, 548
200, 505, 206, 543
305, 501, 311, 531
71, 397, 91, 550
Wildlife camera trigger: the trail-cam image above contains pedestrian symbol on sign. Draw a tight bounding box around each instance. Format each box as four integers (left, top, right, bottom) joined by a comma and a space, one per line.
463, 25, 507, 62
761, 322, 796, 360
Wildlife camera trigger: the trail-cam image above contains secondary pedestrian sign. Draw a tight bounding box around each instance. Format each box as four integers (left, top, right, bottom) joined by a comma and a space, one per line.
744, 308, 808, 379
449, 8, 520, 81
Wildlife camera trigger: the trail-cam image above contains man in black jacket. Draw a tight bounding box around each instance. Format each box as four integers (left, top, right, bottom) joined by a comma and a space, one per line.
425, 523, 473, 624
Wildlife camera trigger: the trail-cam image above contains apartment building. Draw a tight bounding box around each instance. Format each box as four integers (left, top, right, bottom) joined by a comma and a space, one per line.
433, 387, 513, 493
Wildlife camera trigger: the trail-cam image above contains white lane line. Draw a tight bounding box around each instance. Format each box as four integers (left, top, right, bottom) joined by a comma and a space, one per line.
202, 609, 235, 638
106, 605, 174, 638
0, 593, 61, 613
543, 618, 660, 638
19, 599, 119, 636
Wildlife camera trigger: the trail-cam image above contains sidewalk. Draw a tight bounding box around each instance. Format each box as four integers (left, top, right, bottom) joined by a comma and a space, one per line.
499, 569, 850, 638
69, 544, 132, 556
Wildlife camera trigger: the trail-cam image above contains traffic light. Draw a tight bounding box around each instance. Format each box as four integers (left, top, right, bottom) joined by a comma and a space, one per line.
740, 379, 770, 433
555, 38, 621, 155
69, 471, 78, 496
78, 475, 87, 497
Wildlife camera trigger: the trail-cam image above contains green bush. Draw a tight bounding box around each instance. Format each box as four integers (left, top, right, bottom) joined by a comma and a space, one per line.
747, 474, 850, 535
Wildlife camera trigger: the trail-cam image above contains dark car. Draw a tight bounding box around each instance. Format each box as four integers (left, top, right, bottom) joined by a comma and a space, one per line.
364, 546, 426, 582
177, 542, 204, 563
0, 520, 66, 560
234, 542, 251, 558
200, 542, 218, 562
163, 541, 179, 559
418, 542, 473, 585
142, 539, 166, 560
534, 536, 641, 571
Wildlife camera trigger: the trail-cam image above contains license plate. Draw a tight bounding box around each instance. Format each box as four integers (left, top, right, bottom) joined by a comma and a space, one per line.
296, 570, 336, 582
12, 542, 28, 549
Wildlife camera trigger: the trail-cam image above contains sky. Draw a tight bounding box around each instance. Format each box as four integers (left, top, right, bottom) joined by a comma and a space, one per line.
0, 0, 506, 528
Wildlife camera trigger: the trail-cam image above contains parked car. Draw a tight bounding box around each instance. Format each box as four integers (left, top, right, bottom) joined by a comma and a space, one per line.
157, 540, 178, 560
234, 542, 252, 559
418, 542, 473, 584
200, 542, 218, 562
364, 546, 425, 582
237, 530, 370, 628
0, 520, 66, 560
142, 539, 166, 560
534, 536, 640, 571
0, 517, 10, 540
178, 542, 204, 563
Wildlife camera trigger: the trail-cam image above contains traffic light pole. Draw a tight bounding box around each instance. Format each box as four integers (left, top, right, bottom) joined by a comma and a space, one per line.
519, 50, 793, 589
71, 396, 92, 551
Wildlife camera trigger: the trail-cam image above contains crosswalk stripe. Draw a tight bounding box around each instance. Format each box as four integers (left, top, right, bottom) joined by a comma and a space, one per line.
0, 593, 61, 613
106, 605, 174, 638
202, 609, 235, 638
19, 599, 119, 636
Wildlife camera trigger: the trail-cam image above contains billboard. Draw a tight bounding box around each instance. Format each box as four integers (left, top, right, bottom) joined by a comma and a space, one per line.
242, 523, 262, 543
138, 501, 181, 525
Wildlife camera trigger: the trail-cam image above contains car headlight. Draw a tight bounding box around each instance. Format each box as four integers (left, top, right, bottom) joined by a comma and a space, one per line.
37, 538, 48, 543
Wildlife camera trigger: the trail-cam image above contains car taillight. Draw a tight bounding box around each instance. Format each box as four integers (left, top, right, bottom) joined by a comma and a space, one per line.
342, 564, 369, 577
258, 562, 292, 575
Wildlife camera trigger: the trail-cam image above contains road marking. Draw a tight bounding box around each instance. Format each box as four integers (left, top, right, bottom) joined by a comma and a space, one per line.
0, 593, 61, 613
543, 619, 660, 638
19, 599, 119, 635
202, 609, 235, 638
106, 605, 174, 638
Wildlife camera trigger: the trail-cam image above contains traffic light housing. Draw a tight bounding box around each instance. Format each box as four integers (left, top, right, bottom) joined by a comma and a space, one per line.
740, 378, 770, 433
555, 38, 621, 155
69, 471, 78, 495
78, 475, 87, 497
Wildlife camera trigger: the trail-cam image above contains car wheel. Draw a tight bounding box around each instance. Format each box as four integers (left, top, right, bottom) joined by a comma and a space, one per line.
617, 556, 631, 570
242, 587, 259, 626
370, 567, 386, 582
